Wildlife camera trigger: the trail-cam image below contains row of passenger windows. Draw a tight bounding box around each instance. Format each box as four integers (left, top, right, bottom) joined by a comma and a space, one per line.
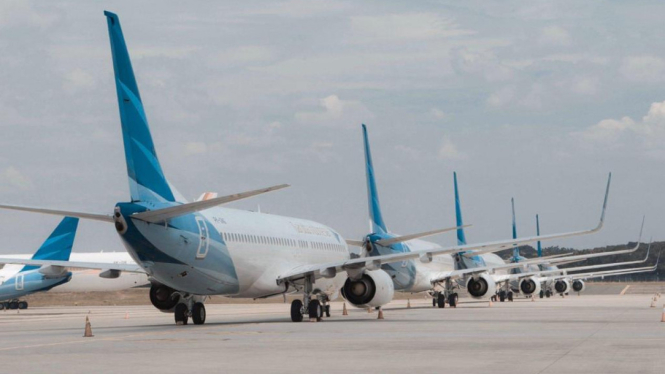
220, 232, 346, 253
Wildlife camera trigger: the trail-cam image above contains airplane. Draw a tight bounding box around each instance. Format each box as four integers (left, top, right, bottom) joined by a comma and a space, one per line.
1, 251, 149, 292
437, 174, 646, 304
0, 12, 621, 325
344, 125, 613, 310
0, 217, 79, 310
492, 210, 649, 298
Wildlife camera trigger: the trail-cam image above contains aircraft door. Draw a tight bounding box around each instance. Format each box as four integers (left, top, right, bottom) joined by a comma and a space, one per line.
195, 217, 210, 259
15, 274, 24, 291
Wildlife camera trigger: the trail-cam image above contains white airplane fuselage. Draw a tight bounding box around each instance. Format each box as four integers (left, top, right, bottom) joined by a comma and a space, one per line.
116, 205, 350, 300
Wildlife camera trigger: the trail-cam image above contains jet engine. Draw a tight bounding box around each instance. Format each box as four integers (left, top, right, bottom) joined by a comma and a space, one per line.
554, 279, 570, 294
466, 273, 497, 299
149, 283, 180, 312
572, 280, 585, 292
518, 277, 542, 296
341, 270, 394, 308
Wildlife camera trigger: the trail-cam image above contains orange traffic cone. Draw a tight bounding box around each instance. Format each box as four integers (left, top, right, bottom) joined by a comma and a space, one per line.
407, 299, 411, 309
661, 305, 665, 323
83, 316, 94, 337
488, 300, 493, 307
124, 312, 129, 320
377, 307, 384, 320
367, 307, 372, 313
342, 303, 348, 316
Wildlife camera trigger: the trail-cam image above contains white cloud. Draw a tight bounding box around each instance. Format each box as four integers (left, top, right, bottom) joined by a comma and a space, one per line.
487, 86, 515, 108
437, 137, 464, 160
184, 142, 208, 155
295, 95, 374, 127
350, 13, 474, 43
570, 76, 598, 95
620, 56, 665, 82
430, 108, 446, 119
538, 26, 571, 46
63, 68, 95, 94
3, 166, 33, 190
573, 100, 665, 147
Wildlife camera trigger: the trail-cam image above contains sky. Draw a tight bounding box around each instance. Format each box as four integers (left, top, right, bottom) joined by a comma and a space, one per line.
0, 0, 663, 255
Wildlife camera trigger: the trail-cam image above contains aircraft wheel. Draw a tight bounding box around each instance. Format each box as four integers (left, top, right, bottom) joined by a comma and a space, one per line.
437, 293, 446, 308
432, 298, 436, 307
0, 303, 4, 310
18, 301, 28, 310
9, 301, 19, 310
290, 300, 303, 322
545, 290, 551, 298
308, 300, 322, 321
507, 292, 514, 302
325, 305, 331, 318
448, 293, 458, 308
174, 303, 189, 325
499, 291, 506, 302
192, 302, 206, 325
539, 290, 544, 299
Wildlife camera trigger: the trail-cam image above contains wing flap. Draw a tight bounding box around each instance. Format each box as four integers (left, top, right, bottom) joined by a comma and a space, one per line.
0, 258, 145, 273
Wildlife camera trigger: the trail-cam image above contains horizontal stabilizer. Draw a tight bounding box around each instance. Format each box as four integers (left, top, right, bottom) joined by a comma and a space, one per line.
0, 204, 113, 222
375, 225, 471, 247
131, 184, 289, 223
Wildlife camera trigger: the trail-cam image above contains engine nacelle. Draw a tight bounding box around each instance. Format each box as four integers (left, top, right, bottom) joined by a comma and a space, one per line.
554, 279, 570, 294
466, 273, 497, 299
341, 270, 394, 308
518, 277, 542, 296
572, 280, 585, 292
149, 283, 180, 312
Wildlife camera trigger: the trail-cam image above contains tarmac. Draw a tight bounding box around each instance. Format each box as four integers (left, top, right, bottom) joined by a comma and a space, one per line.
0, 294, 664, 374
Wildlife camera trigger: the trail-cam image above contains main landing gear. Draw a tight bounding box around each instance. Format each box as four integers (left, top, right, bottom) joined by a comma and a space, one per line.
290, 275, 329, 322
498, 290, 514, 302
432, 290, 458, 308
0, 300, 28, 310
173, 296, 207, 326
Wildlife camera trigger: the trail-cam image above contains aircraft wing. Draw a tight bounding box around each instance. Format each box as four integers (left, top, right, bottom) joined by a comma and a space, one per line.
0, 184, 289, 224
278, 174, 611, 284
0, 258, 145, 273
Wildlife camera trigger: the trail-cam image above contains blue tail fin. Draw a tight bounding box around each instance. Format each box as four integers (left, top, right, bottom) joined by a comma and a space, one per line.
536, 214, 542, 257
453, 172, 467, 245
362, 124, 387, 233
511, 198, 519, 259
23, 217, 79, 272
104, 11, 175, 203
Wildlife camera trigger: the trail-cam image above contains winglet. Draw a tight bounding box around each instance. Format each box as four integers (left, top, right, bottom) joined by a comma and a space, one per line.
594, 172, 611, 231
362, 124, 387, 233
453, 172, 467, 245
536, 214, 542, 257
511, 198, 519, 259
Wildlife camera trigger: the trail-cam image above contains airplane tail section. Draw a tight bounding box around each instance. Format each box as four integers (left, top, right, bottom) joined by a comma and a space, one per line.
511, 198, 519, 259
362, 124, 387, 234
536, 214, 542, 257
105, 11, 176, 203
23, 217, 79, 272
453, 172, 467, 245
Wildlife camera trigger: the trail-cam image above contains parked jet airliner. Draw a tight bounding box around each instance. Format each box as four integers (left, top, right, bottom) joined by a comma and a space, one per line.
0, 12, 622, 325
0, 217, 78, 309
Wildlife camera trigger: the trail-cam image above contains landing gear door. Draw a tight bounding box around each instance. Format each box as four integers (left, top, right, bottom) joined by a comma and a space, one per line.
195, 217, 210, 259
15, 274, 24, 291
